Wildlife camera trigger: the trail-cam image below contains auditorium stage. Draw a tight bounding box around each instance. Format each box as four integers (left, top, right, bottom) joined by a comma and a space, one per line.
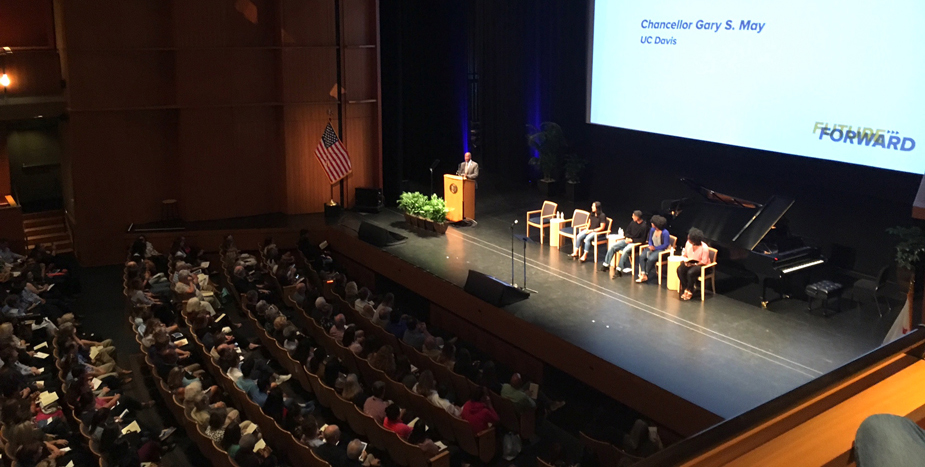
334, 185, 900, 420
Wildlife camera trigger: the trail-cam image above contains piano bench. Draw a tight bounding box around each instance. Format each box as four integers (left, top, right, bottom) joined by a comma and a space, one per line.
805, 280, 844, 317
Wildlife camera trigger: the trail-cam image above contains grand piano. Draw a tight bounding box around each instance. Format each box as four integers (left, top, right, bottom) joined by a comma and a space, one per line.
667, 179, 826, 307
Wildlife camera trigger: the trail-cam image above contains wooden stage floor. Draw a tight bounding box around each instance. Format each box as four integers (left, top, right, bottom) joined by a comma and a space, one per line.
334, 193, 898, 420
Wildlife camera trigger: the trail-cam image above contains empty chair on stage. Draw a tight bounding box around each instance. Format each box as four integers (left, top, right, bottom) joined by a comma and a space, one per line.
526, 201, 558, 244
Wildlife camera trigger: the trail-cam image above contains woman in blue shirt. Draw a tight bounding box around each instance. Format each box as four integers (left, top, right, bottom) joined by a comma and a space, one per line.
636, 215, 670, 283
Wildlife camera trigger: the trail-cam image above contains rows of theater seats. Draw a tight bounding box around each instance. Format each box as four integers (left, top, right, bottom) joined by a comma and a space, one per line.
125, 256, 332, 466
223, 244, 484, 465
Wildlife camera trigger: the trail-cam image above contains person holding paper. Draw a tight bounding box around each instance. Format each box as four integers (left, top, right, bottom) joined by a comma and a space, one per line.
382, 403, 412, 439
501, 373, 565, 418
346, 438, 380, 467
677, 228, 712, 301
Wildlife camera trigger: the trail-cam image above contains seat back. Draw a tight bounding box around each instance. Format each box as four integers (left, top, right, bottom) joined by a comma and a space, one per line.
347, 404, 370, 437
876, 265, 891, 289
540, 200, 557, 217
330, 392, 355, 421
579, 431, 620, 466
447, 370, 472, 403
571, 209, 590, 228
489, 390, 521, 434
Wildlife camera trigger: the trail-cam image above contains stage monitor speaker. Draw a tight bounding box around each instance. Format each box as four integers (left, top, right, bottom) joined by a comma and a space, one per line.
463, 270, 530, 307
355, 187, 384, 213
358, 221, 407, 247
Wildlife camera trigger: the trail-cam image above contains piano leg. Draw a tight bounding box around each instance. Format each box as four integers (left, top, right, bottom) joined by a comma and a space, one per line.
760, 278, 769, 308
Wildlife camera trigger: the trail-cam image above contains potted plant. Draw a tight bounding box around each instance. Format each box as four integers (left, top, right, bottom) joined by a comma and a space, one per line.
563, 153, 588, 201
527, 122, 568, 196
423, 194, 450, 234
397, 192, 427, 228
887, 226, 925, 292
398, 192, 451, 234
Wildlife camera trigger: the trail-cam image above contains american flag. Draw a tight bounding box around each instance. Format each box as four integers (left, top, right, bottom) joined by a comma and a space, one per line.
314, 122, 352, 183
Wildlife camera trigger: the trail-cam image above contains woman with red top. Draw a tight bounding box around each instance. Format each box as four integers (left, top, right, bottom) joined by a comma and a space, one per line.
382, 403, 412, 439
459, 386, 499, 433
677, 228, 712, 301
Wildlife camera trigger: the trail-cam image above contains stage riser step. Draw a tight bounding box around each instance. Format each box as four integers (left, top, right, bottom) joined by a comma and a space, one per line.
24, 224, 66, 235
22, 210, 64, 222
25, 233, 70, 243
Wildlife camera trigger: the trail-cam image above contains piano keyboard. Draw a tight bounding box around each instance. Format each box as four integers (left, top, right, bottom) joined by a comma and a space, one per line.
781, 259, 824, 274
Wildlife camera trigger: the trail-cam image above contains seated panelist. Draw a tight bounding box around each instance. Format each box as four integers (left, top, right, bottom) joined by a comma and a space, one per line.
601, 210, 649, 275
571, 202, 607, 263
677, 228, 711, 300
636, 215, 670, 283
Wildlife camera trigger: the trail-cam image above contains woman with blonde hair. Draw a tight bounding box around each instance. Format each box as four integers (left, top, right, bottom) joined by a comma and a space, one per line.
413, 369, 437, 397
368, 344, 396, 376
341, 374, 368, 407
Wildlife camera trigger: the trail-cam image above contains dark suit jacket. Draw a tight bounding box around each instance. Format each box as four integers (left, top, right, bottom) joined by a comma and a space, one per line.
314, 443, 348, 467
456, 160, 479, 180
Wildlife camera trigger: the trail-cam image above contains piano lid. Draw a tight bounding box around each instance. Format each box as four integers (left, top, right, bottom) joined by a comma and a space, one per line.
670, 179, 794, 251
730, 195, 794, 251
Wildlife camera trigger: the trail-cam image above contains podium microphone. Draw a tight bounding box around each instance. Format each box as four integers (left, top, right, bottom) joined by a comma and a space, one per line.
428, 159, 441, 195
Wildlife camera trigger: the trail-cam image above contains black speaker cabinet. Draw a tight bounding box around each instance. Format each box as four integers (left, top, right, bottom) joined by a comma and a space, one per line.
355, 187, 385, 213
463, 270, 530, 307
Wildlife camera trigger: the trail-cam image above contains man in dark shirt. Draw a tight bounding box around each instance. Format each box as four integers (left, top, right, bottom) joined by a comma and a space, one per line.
601, 210, 649, 274
314, 425, 348, 467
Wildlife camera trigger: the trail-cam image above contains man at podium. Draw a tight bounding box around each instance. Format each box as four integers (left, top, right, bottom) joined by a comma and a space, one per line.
456, 152, 479, 181
445, 153, 478, 222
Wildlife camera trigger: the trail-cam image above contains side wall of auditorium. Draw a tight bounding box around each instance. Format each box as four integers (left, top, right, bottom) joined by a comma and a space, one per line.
53, 0, 381, 265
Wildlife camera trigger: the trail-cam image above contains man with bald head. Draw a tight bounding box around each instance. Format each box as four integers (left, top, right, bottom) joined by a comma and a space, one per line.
346, 438, 380, 466
501, 372, 565, 417
456, 151, 479, 180
314, 424, 349, 467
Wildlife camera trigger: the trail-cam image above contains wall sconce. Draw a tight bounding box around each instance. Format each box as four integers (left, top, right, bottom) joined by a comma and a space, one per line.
0, 74, 9, 88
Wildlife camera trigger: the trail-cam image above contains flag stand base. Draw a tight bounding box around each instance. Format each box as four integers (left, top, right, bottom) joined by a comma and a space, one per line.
324, 202, 343, 221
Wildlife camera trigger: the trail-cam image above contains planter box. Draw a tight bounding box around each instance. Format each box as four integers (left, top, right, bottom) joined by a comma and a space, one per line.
538, 179, 558, 197
565, 182, 588, 202
401, 212, 448, 235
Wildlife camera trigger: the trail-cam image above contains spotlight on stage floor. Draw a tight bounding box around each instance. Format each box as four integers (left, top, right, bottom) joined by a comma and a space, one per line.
358, 221, 407, 247
463, 270, 530, 307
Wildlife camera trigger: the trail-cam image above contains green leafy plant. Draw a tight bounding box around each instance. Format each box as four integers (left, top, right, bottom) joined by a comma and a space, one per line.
564, 153, 587, 184
397, 192, 427, 217
422, 194, 450, 223
527, 122, 568, 182
887, 226, 925, 270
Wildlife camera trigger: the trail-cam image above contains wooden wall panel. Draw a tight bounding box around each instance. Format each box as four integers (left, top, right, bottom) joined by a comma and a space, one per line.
68, 111, 177, 263
342, 0, 377, 46
280, 0, 336, 46
282, 104, 340, 213
173, 0, 275, 48
178, 107, 283, 221
2, 51, 62, 97
345, 103, 379, 195
176, 48, 278, 106
0, 0, 55, 48
60, 0, 173, 50
66, 51, 176, 109
280, 48, 338, 103
53, 0, 380, 264
344, 48, 377, 101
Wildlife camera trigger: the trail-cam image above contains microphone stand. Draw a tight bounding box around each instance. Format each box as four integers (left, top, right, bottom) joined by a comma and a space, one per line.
521, 235, 537, 294
510, 220, 517, 286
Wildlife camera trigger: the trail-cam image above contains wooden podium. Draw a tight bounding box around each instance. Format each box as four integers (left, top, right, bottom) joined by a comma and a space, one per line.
444, 174, 475, 222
